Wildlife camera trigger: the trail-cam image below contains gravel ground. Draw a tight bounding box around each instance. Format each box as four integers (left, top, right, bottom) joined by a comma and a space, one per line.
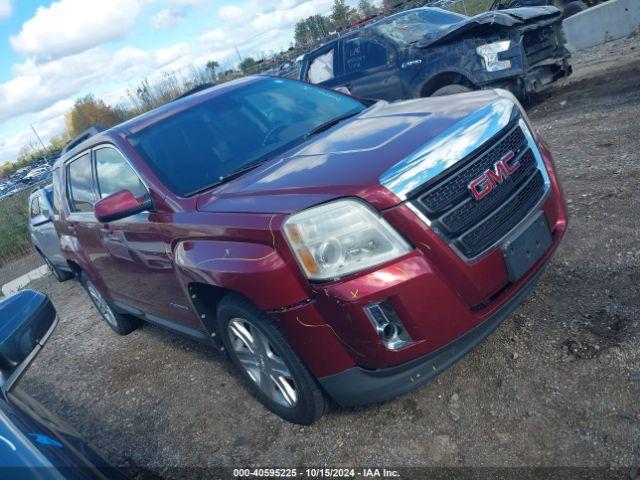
16, 36, 640, 477
0, 251, 42, 287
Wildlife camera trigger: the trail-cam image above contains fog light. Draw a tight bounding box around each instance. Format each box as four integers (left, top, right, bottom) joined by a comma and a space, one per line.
364, 300, 412, 350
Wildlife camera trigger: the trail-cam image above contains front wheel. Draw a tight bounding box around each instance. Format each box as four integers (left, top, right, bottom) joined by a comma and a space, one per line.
217, 294, 327, 424
80, 273, 140, 335
431, 84, 473, 97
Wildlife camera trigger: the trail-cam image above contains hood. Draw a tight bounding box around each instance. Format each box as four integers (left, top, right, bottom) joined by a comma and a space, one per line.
417, 6, 561, 48
196, 89, 504, 214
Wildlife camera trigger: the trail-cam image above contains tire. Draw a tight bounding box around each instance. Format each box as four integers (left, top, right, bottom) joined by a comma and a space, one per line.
80, 272, 141, 335
217, 293, 327, 425
42, 255, 73, 282
430, 84, 473, 97
562, 1, 587, 18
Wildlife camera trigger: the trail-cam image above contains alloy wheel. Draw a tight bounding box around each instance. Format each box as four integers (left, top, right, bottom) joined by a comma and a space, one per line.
228, 317, 298, 408
44, 257, 60, 281
86, 281, 118, 328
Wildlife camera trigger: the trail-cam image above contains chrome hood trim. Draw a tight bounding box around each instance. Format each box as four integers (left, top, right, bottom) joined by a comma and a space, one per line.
379, 97, 517, 200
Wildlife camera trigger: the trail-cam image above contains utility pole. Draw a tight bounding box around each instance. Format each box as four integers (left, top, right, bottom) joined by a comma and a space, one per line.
31, 124, 47, 152
235, 46, 243, 64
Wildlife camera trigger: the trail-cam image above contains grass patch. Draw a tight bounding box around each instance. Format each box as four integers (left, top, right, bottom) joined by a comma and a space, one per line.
0, 189, 33, 267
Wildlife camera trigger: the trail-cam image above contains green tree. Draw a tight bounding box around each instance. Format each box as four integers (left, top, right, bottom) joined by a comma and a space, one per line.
294, 19, 310, 46
239, 56, 257, 74
382, 0, 397, 11
206, 59, 219, 79
358, 0, 377, 18
330, 0, 356, 29
295, 14, 331, 46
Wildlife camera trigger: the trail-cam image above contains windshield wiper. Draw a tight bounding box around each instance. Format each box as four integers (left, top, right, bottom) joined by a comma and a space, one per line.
303, 110, 362, 140
185, 160, 267, 196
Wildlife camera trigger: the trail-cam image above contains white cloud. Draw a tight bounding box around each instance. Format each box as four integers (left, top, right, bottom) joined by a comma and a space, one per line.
0, 0, 363, 166
150, 7, 187, 29
0, 102, 69, 165
218, 5, 245, 22
200, 0, 335, 61
10, 0, 142, 61
0, 42, 192, 125
0, 0, 11, 21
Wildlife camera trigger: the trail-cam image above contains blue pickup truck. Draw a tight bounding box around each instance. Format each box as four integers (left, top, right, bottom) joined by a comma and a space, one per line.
295, 7, 571, 101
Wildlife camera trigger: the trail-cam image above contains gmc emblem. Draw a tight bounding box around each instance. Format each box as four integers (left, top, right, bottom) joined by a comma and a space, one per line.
467, 151, 521, 201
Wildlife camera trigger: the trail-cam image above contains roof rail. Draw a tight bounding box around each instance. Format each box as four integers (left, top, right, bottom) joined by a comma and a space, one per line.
176, 82, 216, 100
61, 125, 106, 155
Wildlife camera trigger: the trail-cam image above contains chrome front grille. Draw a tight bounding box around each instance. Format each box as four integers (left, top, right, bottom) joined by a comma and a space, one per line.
408, 120, 548, 260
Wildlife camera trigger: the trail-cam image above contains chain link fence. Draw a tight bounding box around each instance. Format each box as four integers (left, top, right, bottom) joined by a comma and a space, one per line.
0, 181, 48, 268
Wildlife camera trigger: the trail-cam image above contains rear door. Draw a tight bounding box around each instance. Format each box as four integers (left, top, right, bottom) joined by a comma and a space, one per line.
338, 32, 404, 101
29, 191, 65, 266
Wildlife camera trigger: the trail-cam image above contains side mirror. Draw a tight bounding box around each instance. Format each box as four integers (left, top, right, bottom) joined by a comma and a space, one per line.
95, 189, 153, 223
0, 290, 57, 394
31, 213, 52, 227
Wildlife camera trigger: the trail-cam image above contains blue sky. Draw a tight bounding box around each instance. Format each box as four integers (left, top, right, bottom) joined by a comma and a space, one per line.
0, 0, 363, 166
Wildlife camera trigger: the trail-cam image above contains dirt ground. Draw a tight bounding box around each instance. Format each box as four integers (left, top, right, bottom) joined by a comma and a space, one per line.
15, 35, 640, 477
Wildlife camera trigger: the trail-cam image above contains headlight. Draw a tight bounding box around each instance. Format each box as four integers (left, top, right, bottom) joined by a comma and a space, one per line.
283, 199, 411, 281
477, 40, 512, 72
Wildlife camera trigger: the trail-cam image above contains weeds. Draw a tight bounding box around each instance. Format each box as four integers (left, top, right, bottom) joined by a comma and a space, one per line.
0, 189, 33, 267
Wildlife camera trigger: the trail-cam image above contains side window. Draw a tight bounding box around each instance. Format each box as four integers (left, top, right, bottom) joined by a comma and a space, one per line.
344, 37, 388, 74
29, 197, 40, 218
67, 153, 97, 212
307, 49, 335, 84
95, 147, 146, 198
38, 194, 50, 218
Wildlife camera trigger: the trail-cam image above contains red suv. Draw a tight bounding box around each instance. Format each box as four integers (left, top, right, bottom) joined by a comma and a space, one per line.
51, 77, 566, 424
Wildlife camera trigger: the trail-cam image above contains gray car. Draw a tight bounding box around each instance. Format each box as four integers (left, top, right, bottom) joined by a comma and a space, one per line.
28, 185, 73, 282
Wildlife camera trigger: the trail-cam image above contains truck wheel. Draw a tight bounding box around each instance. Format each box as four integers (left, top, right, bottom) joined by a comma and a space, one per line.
431, 84, 473, 97
42, 255, 73, 282
80, 273, 141, 335
217, 293, 327, 425
562, 1, 587, 18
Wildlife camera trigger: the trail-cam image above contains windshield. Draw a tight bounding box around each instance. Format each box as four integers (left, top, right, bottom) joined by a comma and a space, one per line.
374, 8, 466, 45
129, 77, 365, 196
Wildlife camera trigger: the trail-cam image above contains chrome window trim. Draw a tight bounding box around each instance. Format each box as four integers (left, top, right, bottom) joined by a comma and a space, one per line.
405, 118, 552, 264
379, 98, 516, 201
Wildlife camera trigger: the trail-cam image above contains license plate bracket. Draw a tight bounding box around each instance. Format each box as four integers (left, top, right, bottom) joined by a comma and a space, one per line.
502, 213, 552, 282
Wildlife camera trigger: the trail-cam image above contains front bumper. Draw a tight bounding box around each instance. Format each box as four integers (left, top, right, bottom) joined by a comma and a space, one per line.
483, 57, 572, 99
272, 131, 566, 405
318, 259, 547, 407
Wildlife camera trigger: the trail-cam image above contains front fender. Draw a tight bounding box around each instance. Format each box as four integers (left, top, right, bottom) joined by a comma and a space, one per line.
173, 239, 310, 311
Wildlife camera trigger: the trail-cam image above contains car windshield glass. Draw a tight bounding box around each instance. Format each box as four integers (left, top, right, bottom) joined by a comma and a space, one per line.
128, 77, 365, 196
374, 9, 466, 45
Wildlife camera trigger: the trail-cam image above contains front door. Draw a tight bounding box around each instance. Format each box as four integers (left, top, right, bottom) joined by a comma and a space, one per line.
338, 34, 403, 101
91, 145, 201, 330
